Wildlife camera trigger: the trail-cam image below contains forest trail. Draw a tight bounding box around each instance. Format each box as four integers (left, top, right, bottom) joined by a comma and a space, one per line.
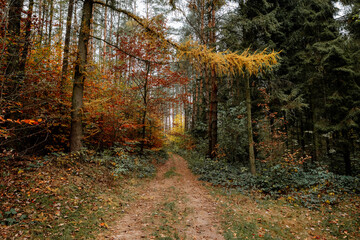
99, 154, 224, 240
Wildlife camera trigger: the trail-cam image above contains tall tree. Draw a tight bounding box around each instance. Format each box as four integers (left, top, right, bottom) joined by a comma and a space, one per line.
245, 76, 256, 174
70, 0, 94, 152
207, 0, 218, 159
5, 0, 24, 81
19, 0, 34, 78
3, 0, 24, 122
286, 0, 339, 162
140, 62, 151, 153
47, 0, 54, 45
222, 0, 359, 175
318, 38, 360, 175
61, 0, 75, 94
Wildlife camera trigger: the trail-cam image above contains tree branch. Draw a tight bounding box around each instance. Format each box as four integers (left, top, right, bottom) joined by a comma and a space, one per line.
93, 0, 181, 50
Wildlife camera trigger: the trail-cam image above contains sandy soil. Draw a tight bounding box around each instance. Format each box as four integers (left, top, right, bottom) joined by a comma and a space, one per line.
99, 153, 224, 240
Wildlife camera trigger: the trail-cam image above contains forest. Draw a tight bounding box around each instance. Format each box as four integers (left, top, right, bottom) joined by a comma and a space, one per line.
1, 0, 359, 239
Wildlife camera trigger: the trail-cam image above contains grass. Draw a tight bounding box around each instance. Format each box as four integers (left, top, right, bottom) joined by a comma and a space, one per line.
209, 187, 360, 240
164, 167, 181, 178
144, 187, 190, 240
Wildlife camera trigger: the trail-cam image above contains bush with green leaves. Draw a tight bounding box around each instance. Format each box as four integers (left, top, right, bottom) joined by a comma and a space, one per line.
183, 149, 360, 207
109, 147, 158, 178
82, 147, 168, 178
218, 103, 248, 163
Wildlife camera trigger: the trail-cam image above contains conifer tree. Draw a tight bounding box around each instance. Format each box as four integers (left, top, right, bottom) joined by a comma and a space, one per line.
221, 0, 359, 174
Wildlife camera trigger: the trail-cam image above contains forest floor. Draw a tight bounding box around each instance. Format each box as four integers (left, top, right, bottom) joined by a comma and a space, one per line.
99, 154, 360, 240
1, 153, 359, 239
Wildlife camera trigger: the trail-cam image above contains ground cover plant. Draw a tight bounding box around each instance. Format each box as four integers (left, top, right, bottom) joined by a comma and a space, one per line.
168, 145, 360, 239
180, 148, 360, 208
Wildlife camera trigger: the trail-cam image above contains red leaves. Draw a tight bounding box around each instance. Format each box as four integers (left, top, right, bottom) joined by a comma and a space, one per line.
120, 123, 142, 130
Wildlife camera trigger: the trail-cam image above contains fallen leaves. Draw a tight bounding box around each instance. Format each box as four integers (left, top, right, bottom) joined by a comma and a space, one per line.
213, 187, 360, 240
100, 222, 109, 228
0, 156, 131, 239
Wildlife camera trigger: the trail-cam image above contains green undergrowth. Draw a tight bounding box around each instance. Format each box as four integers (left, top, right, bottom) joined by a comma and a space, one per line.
177, 149, 360, 209
0, 147, 168, 239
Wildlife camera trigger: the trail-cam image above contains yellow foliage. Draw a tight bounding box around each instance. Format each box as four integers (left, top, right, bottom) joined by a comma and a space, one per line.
167, 114, 185, 143
94, 0, 280, 76
177, 40, 279, 76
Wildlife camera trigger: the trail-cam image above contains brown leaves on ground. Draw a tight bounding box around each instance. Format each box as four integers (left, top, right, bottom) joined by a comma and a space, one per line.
0, 156, 128, 239
2, 153, 359, 239
210, 182, 360, 239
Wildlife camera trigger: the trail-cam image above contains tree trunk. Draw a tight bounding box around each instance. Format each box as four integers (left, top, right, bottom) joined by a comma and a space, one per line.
184, 85, 189, 131
246, 77, 256, 175
5, 0, 24, 81
61, 0, 75, 94
102, 0, 108, 73
141, 63, 150, 153
208, 68, 217, 158
4, 0, 24, 119
207, 2, 217, 159
191, 78, 197, 131
343, 140, 352, 175
19, 0, 34, 77
311, 101, 319, 163
41, 2, 47, 45
70, 0, 93, 152
47, 0, 54, 45
39, 0, 44, 44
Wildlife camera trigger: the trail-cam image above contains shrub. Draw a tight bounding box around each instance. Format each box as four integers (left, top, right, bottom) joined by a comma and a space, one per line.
82, 147, 168, 178
183, 149, 360, 207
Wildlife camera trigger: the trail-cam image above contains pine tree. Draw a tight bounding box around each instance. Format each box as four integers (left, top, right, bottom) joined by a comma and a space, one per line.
221, 0, 359, 174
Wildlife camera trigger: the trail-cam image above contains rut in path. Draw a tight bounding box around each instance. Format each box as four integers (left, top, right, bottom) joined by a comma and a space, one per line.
101, 154, 224, 240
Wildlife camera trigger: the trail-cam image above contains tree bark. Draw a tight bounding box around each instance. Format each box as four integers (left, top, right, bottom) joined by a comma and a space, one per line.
5, 0, 24, 81
342, 138, 352, 175
61, 0, 75, 94
310, 99, 319, 163
102, 0, 108, 73
184, 84, 189, 131
191, 78, 197, 131
19, 0, 34, 78
208, 67, 217, 158
40, 1, 46, 45
47, 0, 54, 45
207, 2, 217, 159
246, 77, 256, 175
70, 0, 94, 152
141, 63, 150, 153
3, 0, 24, 119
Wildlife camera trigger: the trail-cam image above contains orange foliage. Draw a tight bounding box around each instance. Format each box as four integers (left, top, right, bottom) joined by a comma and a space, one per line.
0, 6, 188, 154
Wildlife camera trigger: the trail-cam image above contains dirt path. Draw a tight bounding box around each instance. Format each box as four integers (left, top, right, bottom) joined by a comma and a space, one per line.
100, 154, 224, 240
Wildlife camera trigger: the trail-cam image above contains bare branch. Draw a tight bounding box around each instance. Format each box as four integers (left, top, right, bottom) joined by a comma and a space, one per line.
90, 35, 173, 65
93, 0, 180, 50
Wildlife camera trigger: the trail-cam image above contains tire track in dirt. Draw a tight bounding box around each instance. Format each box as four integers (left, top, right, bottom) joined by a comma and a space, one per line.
100, 153, 224, 240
